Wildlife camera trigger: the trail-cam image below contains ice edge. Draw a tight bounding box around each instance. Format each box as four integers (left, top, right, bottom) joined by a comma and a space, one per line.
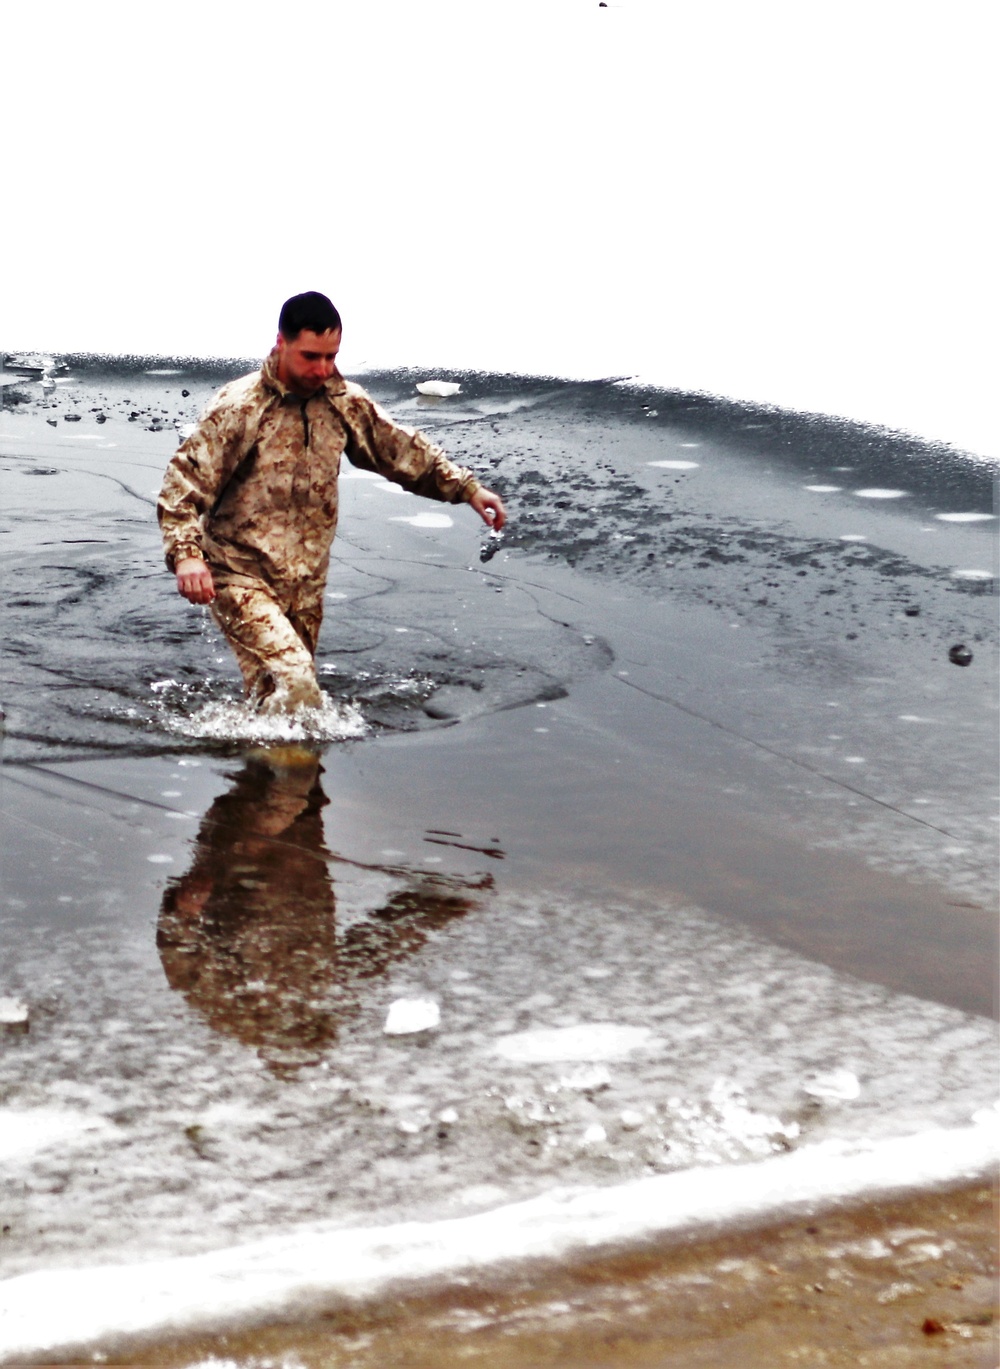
1, 1120, 996, 1359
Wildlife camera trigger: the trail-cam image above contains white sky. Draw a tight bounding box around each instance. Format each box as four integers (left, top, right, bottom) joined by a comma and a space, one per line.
4, 0, 996, 455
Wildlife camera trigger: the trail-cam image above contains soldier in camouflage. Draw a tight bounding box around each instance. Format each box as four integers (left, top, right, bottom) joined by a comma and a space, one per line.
158, 292, 506, 712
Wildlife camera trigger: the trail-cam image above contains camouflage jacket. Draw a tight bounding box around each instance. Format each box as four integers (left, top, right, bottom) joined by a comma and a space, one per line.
157, 351, 480, 586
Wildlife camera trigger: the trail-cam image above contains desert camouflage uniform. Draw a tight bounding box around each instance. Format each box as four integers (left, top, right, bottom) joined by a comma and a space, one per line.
157, 351, 480, 710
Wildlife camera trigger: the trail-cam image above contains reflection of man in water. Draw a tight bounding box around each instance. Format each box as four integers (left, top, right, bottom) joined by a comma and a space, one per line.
157, 291, 507, 713
157, 748, 487, 1074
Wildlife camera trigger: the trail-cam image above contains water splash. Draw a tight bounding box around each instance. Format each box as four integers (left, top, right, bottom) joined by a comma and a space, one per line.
151, 687, 367, 744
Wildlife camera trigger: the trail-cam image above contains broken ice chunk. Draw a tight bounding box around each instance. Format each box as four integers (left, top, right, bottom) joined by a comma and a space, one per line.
416, 380, 461, 398
802, 1068, 861, 1101
479, 529, 505, 563
558, 1064, 612, 1092
0, 997, 29, 1027
384, 998, 441, 1035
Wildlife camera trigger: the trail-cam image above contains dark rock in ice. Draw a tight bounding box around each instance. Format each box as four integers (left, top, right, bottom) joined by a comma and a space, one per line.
904, 606, 920, 617
181, 389, 190, 397
948, 644, 973, 667
46, 419, 57, 427
480, 530, 505, 563
63, 413, 81, 422
95, 414, 107, 424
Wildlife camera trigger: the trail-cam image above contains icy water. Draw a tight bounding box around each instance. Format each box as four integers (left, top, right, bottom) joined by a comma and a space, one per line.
0, 357, 997, 1359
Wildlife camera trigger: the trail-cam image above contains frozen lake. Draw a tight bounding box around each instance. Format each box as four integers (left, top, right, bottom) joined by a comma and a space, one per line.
0, 357, 997, 1358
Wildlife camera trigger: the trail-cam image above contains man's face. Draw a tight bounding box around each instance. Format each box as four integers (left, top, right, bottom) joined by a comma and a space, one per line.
275, 328, 342, 397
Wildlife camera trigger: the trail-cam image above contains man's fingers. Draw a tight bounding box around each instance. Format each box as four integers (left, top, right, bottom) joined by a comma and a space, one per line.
473, 489, 507, 531
177, 565, 215, 604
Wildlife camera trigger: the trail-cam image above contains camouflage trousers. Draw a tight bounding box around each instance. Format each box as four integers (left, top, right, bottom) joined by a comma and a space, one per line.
210, 573, 324, 713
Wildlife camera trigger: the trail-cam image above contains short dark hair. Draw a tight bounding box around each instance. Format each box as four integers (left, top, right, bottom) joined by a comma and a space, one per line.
278, 292, 342, 339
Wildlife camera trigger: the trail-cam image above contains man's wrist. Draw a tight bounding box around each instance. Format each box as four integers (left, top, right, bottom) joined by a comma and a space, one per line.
171, 547, 206, 571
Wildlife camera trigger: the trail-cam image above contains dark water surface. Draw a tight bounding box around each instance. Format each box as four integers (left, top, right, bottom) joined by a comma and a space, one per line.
0, 357, 997, 1350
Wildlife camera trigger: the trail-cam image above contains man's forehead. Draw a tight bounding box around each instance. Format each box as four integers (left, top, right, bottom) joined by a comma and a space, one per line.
291, 329, 341, 350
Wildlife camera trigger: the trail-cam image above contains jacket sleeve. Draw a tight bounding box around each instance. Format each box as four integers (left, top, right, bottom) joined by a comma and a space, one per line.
341, 392, 481, 504
156, 385, 252, 571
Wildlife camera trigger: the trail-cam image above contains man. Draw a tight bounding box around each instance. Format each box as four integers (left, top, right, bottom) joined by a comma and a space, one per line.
158, 292, 507, 712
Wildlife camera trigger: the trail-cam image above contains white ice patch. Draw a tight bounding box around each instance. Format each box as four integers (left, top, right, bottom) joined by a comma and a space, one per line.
384, 999, 440, 1035
708, 1080, 801, 1152
853, 488, 908, 499
0, 998, 29, 1026
557, 1065, 612, 1092
415, 380, 461, 397
647, 460, 699, 470
390, 512, 454, 529
338, 468, 383, 479
839, 534, 867, 541
494, 1024, 655, 1063
804, 484, 841, 492
951, 568, 993, 581
0, 1108, 111, 1163
803, 1068, 862, 1101
146, 854, 173, 864
161, 697, 367, 745
935, 511, 995, 522
1, 1122, 996, 1361
144, 368, 183, 376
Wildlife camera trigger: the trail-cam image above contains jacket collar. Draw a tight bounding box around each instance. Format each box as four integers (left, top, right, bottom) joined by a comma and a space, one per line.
261, 348, 347, 400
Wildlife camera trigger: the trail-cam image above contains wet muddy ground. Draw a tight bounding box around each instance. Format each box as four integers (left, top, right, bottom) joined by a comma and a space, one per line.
130, 1183, 1000, 1369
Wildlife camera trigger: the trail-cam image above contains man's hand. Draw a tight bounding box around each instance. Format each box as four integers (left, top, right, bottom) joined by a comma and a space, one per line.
469, 487, 507, 532
175, 557, 216, 605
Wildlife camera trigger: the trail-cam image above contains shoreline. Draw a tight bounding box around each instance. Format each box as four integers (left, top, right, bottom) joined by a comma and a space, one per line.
5, 1181, 996, 1367
145, 1182, 999, 1369
2, 1122, 996, 1363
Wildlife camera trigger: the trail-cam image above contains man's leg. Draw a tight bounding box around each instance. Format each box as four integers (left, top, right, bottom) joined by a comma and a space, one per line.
211, 580, 323, 712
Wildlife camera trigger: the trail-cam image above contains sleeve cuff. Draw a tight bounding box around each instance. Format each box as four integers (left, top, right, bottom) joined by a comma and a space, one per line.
166, 544, 205, 572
